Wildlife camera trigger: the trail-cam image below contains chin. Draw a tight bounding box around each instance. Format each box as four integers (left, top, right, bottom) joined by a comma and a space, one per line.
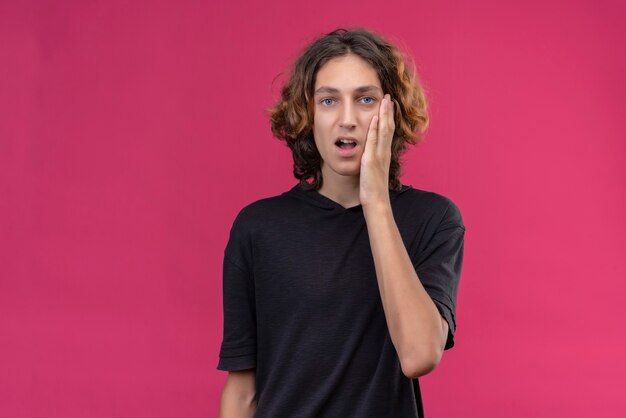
334, 168, 361, 177
322, 160, 361, 178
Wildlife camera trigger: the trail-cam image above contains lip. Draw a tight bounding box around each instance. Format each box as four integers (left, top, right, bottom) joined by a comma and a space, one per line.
335, 136, 359, 158
336, 136, 359, 145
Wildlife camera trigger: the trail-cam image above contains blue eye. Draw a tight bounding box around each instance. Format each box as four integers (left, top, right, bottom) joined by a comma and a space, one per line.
321, 98, 335, 106
361, 96, 375, 104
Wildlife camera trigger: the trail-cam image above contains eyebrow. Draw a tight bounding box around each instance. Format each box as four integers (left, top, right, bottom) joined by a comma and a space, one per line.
314, 85, 383, 95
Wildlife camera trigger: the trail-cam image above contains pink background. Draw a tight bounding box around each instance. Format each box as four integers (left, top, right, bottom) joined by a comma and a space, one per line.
1, 0, 625, 417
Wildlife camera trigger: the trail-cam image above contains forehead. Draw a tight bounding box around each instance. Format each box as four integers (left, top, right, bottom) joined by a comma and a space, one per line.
314, 54, 381, 90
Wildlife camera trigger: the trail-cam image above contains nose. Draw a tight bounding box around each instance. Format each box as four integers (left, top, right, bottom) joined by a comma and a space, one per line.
338, 101, 357, 129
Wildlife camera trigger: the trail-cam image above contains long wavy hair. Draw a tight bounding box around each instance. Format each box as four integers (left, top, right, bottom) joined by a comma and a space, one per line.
269, 28, 429, 191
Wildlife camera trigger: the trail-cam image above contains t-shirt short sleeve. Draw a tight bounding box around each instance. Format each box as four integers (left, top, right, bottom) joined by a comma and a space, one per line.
216, 209, 257, 371
413, 198, 465, 350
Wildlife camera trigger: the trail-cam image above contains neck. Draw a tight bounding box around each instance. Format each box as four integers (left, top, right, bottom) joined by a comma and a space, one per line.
317, 172, 361, 209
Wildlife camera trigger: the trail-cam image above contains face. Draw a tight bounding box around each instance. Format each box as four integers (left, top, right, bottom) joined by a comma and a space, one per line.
312, 54, 383, 184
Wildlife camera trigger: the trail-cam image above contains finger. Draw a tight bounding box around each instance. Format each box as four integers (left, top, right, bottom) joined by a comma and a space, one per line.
364, 115, 379, 157
387, 98, 395, 142
377, 95, 392, 152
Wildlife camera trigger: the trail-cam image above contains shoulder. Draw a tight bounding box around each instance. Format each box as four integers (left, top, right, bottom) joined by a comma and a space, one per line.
398, 185, 465, 230
224, 191, 294, 267
229, 190, 295, 234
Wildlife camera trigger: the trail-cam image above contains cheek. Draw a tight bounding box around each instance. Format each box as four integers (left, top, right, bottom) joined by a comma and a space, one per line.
358, 107, 379, 126
313, 112, 333, 134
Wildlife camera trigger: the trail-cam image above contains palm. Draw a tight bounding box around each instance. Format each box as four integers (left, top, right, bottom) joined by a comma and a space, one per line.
359, 95, 394, 207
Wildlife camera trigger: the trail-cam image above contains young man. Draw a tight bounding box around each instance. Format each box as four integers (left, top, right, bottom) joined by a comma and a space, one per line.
217, 28, 465, 417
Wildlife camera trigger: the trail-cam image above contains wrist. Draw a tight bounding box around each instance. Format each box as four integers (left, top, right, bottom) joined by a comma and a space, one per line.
363, 199, 393, 218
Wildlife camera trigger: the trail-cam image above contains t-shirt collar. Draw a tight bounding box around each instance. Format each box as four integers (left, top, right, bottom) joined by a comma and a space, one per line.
284, 182, 413, 211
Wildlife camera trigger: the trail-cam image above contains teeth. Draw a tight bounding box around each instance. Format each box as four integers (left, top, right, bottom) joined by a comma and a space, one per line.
339, 139, 355, 144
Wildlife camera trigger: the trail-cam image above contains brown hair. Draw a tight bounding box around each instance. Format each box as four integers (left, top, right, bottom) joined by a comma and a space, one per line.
269, 28, 429, 191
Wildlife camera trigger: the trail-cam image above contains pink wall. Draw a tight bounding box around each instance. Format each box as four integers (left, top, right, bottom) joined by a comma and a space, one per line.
1, 0, 625, 416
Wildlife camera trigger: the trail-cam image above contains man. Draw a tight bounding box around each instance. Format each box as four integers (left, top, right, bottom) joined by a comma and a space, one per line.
217, 28, 465, 417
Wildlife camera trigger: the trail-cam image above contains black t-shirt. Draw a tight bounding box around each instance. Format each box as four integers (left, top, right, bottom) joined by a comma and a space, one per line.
217, 183, 465, 417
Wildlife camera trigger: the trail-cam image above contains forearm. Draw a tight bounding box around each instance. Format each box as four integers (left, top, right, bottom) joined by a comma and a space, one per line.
363, 202, 447, 378
219, 392, 256, 418
219, 373, 257, 418
219, 402, 255, 417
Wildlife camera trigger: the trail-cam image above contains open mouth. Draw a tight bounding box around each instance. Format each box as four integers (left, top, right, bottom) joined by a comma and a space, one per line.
335, 139, 357, 149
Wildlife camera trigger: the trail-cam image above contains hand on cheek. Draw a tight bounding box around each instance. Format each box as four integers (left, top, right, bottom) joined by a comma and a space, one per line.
359, 94, 395, 209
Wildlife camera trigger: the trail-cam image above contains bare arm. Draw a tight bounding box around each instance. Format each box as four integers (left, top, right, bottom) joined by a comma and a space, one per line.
363, 203, 448, 379
359, 95, 448, 379
219, 369, 257, 418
